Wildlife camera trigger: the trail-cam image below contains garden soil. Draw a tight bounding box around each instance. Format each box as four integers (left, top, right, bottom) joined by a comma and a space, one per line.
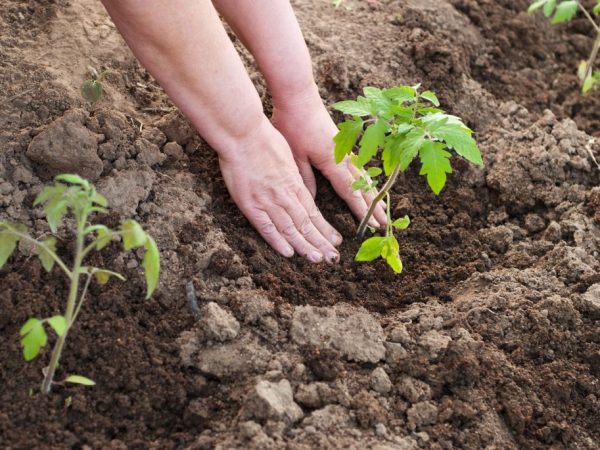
1, 0, 599, 449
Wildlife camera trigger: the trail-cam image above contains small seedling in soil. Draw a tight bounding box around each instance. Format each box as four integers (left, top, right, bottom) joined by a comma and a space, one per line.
333, 85, 483, 273
81, 66, 109, 104
529, 0, 600, 93
0, 174, 160, 394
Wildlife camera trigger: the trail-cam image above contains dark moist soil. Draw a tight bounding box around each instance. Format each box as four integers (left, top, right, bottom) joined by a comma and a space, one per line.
1, 0, 600, 449
192, 154, 490, 313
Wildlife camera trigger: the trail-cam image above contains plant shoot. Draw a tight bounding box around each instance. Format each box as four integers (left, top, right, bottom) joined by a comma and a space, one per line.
333, 85, 483, 273
529, 0, 600, 93
0, 174, 160, 394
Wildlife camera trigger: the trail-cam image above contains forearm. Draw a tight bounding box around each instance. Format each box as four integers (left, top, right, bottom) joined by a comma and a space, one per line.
212, 0, 318, 108
101, 0, 265, 158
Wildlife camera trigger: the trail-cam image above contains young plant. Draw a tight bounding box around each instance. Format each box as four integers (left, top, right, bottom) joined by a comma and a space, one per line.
81, 66, 109, 104
0, 174, 160, 394
529, 0, 600, 93
333, 85, 483, 273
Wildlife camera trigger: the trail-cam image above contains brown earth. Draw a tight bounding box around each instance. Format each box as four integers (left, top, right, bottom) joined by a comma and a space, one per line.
1, 0, 599, 449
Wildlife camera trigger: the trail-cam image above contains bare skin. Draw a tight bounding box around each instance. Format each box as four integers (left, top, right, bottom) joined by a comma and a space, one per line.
100, 0, 386, 263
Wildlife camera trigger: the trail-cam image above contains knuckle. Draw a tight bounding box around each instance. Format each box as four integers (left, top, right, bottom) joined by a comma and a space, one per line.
281, 222, 299, 239
258, 220, 277, 236
299, 216, 314, 237
308, 204, 322, 220
351, 189, 363, 200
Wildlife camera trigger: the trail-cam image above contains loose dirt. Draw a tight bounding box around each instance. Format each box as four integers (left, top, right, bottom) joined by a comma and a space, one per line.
1, 0, 599, 449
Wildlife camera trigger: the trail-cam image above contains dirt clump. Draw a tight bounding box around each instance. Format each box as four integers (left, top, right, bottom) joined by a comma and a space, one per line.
1, 0, 599, 449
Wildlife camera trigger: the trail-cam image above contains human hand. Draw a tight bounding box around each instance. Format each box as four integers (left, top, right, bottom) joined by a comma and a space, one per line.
218, 116, 343, 263
271, 85, 387, 228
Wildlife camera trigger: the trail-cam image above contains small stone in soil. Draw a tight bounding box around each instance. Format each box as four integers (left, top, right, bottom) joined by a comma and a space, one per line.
290, 304, 386, 363
199, 302, 240, 342
407, 401, 439, 430
242, 379, 304, 424
581, 283, 600, 319
397, 377, 433, 404
370, 367, 393, 394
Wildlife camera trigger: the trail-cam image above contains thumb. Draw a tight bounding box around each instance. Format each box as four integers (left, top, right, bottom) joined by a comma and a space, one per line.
295, 157, 317, 198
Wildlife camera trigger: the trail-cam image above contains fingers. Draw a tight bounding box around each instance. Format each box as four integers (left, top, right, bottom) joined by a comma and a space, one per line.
296, 187, 343, 246
295, 158, 317, 198
276, 189, 341, 263
323, 161, 381, 228
247, 197, 341, 264
248, 210, 295, 258
295, 188, 342, 262
269, 204, 325, 263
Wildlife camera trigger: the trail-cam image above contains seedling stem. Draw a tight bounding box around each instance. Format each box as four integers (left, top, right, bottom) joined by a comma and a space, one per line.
0, 174, 160, 394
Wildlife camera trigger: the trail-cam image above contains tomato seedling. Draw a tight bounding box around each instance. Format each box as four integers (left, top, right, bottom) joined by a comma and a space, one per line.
0, 174, 160, 394
81, 66, 109, 104
529, 0, 600, 93
333, 85, 483, 273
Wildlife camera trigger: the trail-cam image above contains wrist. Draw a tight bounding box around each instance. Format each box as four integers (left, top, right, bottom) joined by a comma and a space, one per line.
215, 114, 273, 164
270, 80, 323, 113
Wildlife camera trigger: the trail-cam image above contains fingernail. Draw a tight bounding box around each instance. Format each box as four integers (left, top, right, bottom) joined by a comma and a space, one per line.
308, 250, 323, 263
332, 232, 343, 246
326, 251, 340, 264
368, 218, 380, 228
282, 246, 294, 258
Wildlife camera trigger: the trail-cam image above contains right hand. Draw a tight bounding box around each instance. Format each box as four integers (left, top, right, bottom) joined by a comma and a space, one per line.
218, 116, 343, 263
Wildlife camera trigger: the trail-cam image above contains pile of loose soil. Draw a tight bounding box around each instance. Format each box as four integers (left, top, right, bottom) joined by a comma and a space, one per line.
1, 0, 599, 449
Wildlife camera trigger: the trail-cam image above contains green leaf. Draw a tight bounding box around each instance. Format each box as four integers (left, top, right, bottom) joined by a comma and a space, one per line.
426, 115, 483, 165
355, 236, 386, 262
363, 87, 392, 113
44, 197, 68, 234
385, 252, 403, 273
121, 220, 146, 251
20, 318, 47, 361
20, 318, 40, 336
419, 140, 453, 195
94, 269, 125, 285
89, 207, 108, 215
332, 99, 372, 116
93, 225, 112, 251
38, 236, 57, 272
389, 105, 415, 121
351, 178, 368, 191
47, 315, 67, 337
357, 120, 388, 167
382, 128, 425, 175
528, 0, 548, 13
420, 91, 440, 106
382, 86, 417, 104
418, 107, 443, 116
64, 375, 96, 386
578, 60, 589, 80
395, 123, 414, 135
55, 174, 90, 190
551, 1, 577, 24
366, 167, 383, 177
543, 0, 557, 16
392, 215, 411, 230
594, 2, 600, 15
91, 192, 108, 207
0, 231, 20, 269
381, 236, 402, 273
33, 183, 67, 207
142, 236, 160, 299
398, 128, 426, 170
81, 79, 103, 104
334, 117, 364, 163
583, 75, 595, 93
